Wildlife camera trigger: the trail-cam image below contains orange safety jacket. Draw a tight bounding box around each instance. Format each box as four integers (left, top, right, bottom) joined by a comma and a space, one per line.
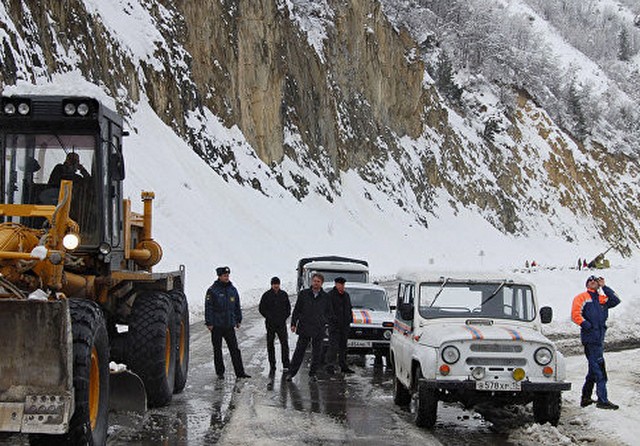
571, 286, 620, 344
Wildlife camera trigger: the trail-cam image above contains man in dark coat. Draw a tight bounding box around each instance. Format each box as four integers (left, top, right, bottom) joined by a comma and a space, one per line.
286, 273, 330, 382
205, 266, 251, 379
326, 277, 354, 374
259, 276, 291, 373
571, 275, 620, 409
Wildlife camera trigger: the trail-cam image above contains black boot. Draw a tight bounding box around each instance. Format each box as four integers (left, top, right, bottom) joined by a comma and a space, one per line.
580, 396, 596, 407
596, 401, 619, 410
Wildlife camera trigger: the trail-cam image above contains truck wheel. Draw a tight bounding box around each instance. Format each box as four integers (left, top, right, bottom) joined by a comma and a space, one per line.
169, 289, 189, 393
31, 299, 110, 445
127, 292, 177, 407
533, 391, 561, 426
412, 371, 438, 428
393, 375, 411, 406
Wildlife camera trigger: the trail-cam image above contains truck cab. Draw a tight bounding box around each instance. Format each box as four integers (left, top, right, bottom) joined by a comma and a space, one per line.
1, 96, 127, 275
297, 256, 369, 291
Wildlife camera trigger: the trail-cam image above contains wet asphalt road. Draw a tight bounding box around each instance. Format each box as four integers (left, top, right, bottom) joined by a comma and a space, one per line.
104, 304, 515, 446
0, 302, 538, 446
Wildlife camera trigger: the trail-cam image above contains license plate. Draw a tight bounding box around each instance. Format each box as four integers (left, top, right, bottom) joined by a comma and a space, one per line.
475, 381, 521, 392
348, 339, 372, 348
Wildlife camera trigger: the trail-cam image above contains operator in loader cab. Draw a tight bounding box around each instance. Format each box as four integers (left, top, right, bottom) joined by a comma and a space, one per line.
205, 266, 251, 380
48, 152, 90, 185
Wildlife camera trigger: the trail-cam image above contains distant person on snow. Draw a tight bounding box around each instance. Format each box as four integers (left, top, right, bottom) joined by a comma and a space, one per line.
205, 266, 251, 380
571, 275, 620, 410
259, 276, 291, 374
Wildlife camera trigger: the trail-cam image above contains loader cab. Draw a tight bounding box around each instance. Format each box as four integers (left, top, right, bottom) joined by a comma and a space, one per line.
0, 96, 126, 271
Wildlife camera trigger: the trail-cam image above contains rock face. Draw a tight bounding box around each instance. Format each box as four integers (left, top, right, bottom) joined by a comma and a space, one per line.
1, 0, 639, 251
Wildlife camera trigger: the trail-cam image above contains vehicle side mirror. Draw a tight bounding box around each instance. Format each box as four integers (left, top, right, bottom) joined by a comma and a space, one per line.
539, 306, 553, 324
110, 153, 125, 181
399, 302, 414, 321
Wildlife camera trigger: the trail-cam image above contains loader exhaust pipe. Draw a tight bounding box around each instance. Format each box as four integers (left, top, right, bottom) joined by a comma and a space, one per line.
126, 191, 162, 269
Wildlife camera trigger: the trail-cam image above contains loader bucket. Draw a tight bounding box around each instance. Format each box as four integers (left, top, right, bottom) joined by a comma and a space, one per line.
109, 369, 147, 413
0, 299, 74, 434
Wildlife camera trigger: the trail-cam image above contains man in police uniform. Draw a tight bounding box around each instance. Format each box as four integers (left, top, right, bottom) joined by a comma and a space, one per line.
205, 266, 251, 379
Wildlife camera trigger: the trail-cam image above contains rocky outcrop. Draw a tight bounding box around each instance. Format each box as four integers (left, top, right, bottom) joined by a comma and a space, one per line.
1, 0, 639, 251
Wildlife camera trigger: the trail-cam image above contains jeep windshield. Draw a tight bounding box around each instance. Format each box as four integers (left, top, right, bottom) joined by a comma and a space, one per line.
418, 281, 536, 321
348, 288, 389, 312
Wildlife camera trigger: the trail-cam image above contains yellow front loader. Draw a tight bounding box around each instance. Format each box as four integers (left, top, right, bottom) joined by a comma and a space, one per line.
0, 95, 189, 445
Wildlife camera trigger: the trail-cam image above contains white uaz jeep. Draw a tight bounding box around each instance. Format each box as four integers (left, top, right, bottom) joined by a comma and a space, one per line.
390, 273, 570, 428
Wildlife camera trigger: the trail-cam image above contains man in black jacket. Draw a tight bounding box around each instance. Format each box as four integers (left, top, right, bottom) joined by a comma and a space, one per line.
286, 273, 330, 382
259, 276, 291, 374
205, 266, 251, 380
326, 277, 354, 374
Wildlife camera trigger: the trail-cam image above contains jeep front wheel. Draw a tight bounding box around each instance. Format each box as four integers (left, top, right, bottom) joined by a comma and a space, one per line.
533, 391, 561, 426
411, 370, 438, 428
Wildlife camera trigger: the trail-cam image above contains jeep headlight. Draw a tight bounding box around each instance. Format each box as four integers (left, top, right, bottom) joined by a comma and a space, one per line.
441, 345, 460, 364
383, 330, 392, 340
471, 366, 485, 380
534, 347, 553, 366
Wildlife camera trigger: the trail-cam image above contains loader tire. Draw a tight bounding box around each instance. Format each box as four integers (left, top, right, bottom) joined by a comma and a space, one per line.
169, 289, 190, 393
30, 299, 110, 446
127, 292, 177, 407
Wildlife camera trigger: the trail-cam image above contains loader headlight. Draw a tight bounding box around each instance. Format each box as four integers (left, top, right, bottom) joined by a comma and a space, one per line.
77, 102, 89, 116
63, 233, 80, 250
4, 102, 16, 115
17, 102, 30, 115
441, 345, 460, 364
98, 242, 112, 255
64, 103, 76, 116
534, 347, 553, 366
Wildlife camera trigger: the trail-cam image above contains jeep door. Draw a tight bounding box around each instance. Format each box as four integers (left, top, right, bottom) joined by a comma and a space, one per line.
393, 282, 415, 384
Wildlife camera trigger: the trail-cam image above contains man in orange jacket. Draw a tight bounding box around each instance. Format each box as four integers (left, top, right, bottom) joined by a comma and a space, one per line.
571, 275, 621, 409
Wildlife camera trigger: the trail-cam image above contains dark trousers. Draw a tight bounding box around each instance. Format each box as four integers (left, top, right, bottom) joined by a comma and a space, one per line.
289, 333, 323, 377
327, 327, 349, 368
211, 326, 245, 376
582, 343, 608, 402
266, 322, 290, 369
